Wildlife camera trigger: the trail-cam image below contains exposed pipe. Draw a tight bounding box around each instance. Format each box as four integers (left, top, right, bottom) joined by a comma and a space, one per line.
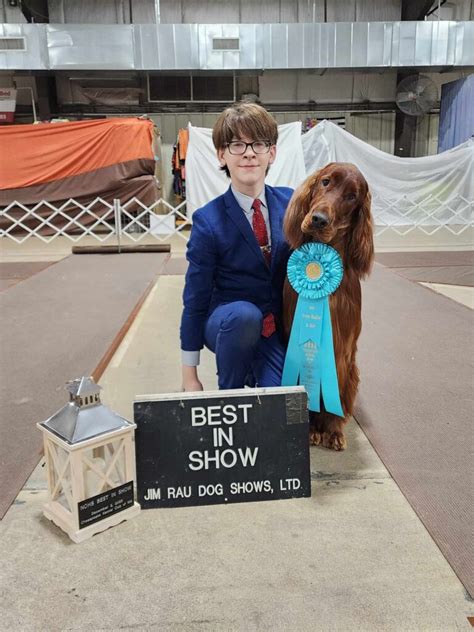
154, 0, 160, 24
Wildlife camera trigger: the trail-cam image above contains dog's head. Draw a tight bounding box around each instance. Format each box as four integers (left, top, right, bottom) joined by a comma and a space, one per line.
284, 162, 374, 278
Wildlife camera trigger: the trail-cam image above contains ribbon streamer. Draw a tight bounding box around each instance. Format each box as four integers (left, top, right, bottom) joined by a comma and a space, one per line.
282, 243, 344, 417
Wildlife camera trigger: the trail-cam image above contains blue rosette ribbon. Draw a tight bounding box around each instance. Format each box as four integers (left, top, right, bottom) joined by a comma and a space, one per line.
281, 243, 344, 416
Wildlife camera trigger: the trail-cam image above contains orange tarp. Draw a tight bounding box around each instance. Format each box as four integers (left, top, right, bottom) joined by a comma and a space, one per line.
0, 117, 155, 190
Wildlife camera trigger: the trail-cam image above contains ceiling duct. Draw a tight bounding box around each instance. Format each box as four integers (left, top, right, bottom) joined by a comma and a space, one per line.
0, 22, 473, 72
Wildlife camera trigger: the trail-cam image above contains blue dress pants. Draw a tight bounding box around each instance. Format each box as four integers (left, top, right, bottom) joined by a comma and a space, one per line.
204, 301, 286, 389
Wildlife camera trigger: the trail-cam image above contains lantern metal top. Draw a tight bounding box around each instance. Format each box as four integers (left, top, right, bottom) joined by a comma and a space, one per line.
67, 376, 101, 398
39, 377, 133, 444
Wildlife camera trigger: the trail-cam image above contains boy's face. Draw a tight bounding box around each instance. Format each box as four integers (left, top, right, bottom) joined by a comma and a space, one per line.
217, 134, 276, 196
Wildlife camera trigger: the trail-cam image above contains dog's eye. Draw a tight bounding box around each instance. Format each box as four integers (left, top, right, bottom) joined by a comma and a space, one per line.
321, 178, 330, 186
346, 193, 356, 201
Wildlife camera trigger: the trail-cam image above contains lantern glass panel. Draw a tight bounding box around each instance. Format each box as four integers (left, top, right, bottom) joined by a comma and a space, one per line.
47, 441, 74, 513
82, 438, 127, 498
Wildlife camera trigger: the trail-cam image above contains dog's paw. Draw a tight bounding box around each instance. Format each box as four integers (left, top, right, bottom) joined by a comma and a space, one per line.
321, 430, 347, 451
309, 429, 322, 446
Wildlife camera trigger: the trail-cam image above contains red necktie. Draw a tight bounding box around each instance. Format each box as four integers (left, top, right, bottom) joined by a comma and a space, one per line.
252, 199, 276, 338
251, 199, 271, 266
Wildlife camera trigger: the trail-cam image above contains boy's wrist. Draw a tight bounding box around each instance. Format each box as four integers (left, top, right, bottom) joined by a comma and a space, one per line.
181, 350, 200, 367
182, 364, 203, 392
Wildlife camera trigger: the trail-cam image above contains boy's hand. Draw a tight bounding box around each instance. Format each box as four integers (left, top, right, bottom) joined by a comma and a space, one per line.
182, 365, 204, 392
183, 378, 204, 392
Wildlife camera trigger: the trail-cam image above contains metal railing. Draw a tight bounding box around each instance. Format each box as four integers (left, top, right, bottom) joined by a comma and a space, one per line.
0, 194, 472, 244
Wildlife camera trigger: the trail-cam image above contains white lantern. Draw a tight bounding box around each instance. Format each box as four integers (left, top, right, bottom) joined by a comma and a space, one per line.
37, 376, 140, 543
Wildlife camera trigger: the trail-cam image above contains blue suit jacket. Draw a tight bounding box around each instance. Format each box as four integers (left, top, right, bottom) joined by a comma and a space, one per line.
181, 184, 293, 351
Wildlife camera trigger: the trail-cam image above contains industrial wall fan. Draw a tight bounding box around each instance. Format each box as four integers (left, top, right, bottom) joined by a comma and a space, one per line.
395, 74, 438, 116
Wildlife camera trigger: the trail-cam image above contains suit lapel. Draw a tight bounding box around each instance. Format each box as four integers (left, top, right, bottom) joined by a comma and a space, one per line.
223, 186, 264, 263
265, 185, 283, 271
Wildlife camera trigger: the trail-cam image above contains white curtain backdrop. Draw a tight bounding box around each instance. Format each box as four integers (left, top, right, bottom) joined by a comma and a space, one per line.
303, 121, 474, 226
186, 119, 474, 225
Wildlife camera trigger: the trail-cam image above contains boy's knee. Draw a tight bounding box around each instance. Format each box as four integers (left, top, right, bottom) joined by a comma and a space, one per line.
223, 302, 262, 341
229, 301, 262, 326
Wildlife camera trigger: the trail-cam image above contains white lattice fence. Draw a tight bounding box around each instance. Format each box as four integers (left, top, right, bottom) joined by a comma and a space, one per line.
0, 198, 117, 244
0, 197, 189, 243
1, 194, 472, 243
372, 192, 473, 237
119, 198, 189, 242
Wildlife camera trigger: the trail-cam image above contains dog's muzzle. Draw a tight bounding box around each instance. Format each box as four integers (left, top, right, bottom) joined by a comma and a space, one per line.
312, 212, 329, 229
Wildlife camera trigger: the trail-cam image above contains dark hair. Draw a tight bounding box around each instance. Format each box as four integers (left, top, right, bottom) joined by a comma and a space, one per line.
213, 102, 278, 177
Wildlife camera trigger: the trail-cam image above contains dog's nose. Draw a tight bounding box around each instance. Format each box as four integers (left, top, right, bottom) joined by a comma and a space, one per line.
312, 212, 329, 229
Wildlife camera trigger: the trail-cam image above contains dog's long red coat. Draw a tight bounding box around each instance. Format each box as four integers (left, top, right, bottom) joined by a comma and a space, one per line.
282, 163, 374, 450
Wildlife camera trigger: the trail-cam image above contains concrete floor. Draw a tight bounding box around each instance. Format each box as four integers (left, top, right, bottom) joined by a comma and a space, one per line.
0, 237, 473, 631
420, 281, 474, 309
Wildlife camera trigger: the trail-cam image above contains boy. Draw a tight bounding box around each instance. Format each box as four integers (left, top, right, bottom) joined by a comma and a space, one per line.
181, 102, 293, 392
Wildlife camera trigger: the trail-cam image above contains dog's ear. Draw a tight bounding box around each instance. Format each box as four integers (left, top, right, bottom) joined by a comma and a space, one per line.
284, 170, 320, 249
348, 189, 374, 278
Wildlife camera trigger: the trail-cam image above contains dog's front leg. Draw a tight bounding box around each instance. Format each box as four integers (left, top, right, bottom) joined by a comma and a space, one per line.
309, 411, 347, 451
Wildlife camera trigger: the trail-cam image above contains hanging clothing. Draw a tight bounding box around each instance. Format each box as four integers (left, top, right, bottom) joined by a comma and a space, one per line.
171, 128, 189, 199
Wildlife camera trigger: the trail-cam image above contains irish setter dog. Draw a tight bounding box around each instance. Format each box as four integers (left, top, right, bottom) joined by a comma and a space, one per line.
282, 162, 374, 451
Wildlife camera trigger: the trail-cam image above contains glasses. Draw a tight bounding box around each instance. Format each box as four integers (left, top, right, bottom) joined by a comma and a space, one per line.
225, 140, 272, 155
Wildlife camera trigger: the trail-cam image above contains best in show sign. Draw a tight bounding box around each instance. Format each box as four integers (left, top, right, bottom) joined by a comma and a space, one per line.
134, 386, 310, 508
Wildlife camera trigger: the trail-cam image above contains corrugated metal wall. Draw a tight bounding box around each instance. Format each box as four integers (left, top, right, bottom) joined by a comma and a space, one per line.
47, 0, 157, 24
51, 71, 400, 105
414, 113, 440, 156
0, 0, 26, 22
259, 71, 397, 104
45, 0, 474, 24
47, 0, 403, 24
345, 112, 396, 154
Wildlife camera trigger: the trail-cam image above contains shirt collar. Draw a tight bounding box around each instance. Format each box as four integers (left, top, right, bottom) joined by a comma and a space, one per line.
231, 185, 267, 216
